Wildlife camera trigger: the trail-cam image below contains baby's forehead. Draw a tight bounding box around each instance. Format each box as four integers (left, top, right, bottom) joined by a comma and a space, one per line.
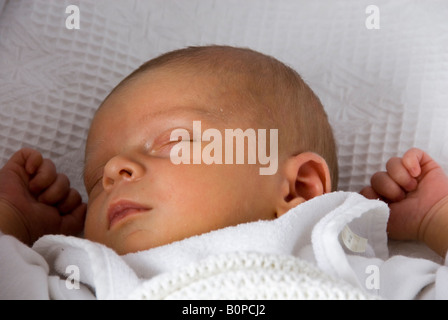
113, 66, 261, 114
94, 50, 291, 142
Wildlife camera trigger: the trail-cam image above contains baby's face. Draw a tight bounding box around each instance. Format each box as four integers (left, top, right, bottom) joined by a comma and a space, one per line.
83, 68, 281, 254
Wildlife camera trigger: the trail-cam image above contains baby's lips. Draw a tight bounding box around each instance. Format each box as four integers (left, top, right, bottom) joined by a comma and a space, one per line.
107, 200, 151, 229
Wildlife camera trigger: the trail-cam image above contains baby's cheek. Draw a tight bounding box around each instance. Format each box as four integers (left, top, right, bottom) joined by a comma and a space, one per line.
84, 199, 106, 239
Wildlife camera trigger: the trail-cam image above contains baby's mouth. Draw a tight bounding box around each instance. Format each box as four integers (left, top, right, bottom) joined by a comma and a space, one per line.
107, 200, 151, 229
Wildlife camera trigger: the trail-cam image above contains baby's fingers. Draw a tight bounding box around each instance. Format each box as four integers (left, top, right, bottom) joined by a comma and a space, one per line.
57, 188, 83, 215
29, 159, 57, 195
3, 148, 43, 182
386, 157, 418, 192
22, 149, 44, 176
402, 148, 437, 178
37, 173, 70, 205
371, 171, 405, 202
60, 202, 87, 236
360, 186, 380, 200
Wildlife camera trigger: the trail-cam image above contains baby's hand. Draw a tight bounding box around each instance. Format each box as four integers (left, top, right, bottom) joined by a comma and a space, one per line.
361, 148, 448, 244
0, 148, 86, 245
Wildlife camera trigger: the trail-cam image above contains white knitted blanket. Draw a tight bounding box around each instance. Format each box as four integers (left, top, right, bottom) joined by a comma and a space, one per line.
128, 251, 372, 300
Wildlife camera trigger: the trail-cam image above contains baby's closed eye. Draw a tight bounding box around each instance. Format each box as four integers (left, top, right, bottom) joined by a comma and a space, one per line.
149, 128, 195, 158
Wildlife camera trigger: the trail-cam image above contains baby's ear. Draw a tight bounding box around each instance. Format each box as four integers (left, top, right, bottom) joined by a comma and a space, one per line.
275, 152, 331, 217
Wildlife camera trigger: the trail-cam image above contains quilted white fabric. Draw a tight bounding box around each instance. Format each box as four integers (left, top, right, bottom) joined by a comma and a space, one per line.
127, 252, 373, 300
0, 0, 447, 201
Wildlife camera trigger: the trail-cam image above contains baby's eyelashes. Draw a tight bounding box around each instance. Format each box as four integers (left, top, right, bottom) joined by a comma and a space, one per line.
152, 140, 194, 155
149, 130, 195, 158
149, 140, 180, 155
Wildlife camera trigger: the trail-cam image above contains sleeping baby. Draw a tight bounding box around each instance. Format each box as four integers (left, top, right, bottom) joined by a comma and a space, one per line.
0, 45, 448, 299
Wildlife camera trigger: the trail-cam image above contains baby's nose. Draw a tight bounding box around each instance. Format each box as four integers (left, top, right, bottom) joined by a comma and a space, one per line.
102, 155, 145, 191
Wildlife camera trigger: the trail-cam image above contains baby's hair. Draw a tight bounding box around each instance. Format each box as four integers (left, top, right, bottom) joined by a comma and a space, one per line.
103, 45, 338, 190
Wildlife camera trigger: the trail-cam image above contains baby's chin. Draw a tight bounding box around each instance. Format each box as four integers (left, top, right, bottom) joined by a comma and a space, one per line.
106, 230, 177, 255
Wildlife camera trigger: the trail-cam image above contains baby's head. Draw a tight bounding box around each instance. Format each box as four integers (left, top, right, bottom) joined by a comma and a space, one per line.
83, 45, 337, 255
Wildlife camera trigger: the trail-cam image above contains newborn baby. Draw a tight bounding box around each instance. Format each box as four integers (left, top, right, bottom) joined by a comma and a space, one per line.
1, 45, 338, 255
1, 46, 448, 300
